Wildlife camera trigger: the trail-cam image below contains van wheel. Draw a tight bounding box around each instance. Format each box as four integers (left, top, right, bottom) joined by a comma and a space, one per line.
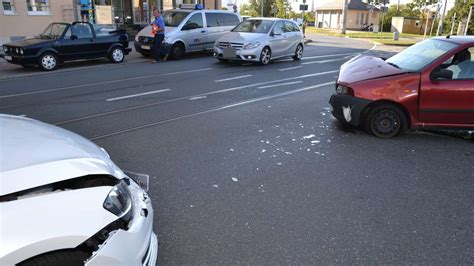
170, 43, 185, 59
365, 103, 407, 138
18, 250, 89, 266
38, 52, 58, 71
109, 47, 125, 63
292, 44, 303, 60
259, 47, 271, 66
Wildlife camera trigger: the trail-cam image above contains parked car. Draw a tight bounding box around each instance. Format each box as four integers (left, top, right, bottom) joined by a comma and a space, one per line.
329, 36, 474, 138
214, 18, 304, 65
0, 114, 157, 265
134, 5, 241, 59
2, 22, 131, 71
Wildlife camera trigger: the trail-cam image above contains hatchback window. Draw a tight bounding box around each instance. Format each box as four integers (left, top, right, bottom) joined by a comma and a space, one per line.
445, 47, 474, 80
232, 20, 274, 33
386, 39, 459, 71
71, 24, 93, 39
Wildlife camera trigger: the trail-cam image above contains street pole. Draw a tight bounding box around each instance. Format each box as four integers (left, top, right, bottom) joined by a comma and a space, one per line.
397, 0, 400, 16
450, 12, 456, 35
341, 0, 348, 34
465, 6, 473, 35
261, 0, 264, 17
72, 0, 79, 21
423, 10, 430, 39
436, 0, 448, 36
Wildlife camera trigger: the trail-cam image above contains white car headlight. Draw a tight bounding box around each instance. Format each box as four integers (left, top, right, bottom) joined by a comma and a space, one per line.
135, 35, 139, 42
20, 48, 24, 55
243, 42, 260, 50
15, 48, 19, 53
103, 179, 133, 222
3, 46, 7, 52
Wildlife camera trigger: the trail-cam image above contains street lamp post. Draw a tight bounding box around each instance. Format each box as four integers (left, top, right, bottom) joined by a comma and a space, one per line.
436, 0, 448, 36
261, 0, 264, 17
341, 0, 348, 34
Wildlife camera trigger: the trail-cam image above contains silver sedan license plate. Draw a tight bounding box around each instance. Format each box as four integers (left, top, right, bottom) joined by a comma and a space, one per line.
223, 47, 236, 58
141, 45, 151, 50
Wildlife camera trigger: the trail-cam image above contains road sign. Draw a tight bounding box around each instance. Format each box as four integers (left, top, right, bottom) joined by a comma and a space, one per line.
299, 4, 308, 11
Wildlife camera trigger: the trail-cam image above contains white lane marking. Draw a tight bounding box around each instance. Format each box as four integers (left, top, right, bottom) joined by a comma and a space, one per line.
106, 89, 170, 102
189, 96, 207, 100
0, 68, 214, 99
258, 81, 303, 89
302, 58, 346, 65
90, 81, 335, 140
215, 75, 252, 82
55, 70, 339, 126
301, 52, 356, 60
278, 66, 303, 72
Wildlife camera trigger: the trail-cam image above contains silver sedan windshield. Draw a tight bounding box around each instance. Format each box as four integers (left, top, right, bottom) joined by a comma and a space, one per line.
232, 20, 274, 34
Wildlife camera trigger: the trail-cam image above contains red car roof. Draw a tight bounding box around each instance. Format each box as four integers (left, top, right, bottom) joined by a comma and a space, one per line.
433, 36, 474, 45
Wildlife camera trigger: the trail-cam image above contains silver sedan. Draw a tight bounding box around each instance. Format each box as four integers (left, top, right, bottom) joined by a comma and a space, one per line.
213, 18, 304, 65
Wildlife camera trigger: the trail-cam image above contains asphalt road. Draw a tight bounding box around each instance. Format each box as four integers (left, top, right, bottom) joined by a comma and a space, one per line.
1, 36, 472, 264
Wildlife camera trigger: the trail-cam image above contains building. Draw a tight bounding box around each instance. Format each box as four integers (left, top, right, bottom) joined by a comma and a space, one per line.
314, 0, 380, 30
0, 0, 221, 45
391, 16, 433, 35
0, 0, 75, 44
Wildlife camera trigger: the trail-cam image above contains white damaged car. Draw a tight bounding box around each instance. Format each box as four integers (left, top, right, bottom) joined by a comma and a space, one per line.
0, 114, 158, 265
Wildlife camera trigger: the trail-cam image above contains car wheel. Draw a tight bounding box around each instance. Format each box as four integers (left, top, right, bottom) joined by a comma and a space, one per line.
170, 43, 185, 60
19, 250, 89, 266
109, 47, 125, 63
365, 104, 408, 138
259, 47, 271, 66
292, 44, 304, 60
38, 52, 58, 71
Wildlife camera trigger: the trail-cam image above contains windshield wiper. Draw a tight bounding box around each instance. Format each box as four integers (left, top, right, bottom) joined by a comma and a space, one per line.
386, 61, 401, 69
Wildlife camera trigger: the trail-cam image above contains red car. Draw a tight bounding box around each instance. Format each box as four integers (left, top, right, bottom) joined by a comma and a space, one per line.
330, 36, 474, 138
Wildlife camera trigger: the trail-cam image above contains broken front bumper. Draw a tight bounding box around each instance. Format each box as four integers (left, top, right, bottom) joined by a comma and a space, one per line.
329, 94, 372, 127
86, 181, 158, 266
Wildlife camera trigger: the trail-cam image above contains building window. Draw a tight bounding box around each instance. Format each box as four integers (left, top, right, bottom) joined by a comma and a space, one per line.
2, 0, 16, 14
26, 0, 50, 15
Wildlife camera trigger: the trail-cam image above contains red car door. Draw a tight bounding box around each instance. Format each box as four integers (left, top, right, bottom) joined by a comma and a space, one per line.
419, 46, 474, 127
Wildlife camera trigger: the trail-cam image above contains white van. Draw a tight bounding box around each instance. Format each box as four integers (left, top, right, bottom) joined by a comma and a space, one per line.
134, 5, 241, 59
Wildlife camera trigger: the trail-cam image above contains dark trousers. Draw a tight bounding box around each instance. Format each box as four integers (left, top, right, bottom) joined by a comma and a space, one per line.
153, 34, 165, 60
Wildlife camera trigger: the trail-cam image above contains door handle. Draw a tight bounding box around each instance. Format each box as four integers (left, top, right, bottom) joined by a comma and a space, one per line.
201, 30, 206, 33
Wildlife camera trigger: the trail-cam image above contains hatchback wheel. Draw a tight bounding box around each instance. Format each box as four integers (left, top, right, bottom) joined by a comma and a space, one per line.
365, 104, 408, 138
38, 52, 58, 71
259, 47, 271, 66
292, 44, 303, 60
109, 47, 125, 63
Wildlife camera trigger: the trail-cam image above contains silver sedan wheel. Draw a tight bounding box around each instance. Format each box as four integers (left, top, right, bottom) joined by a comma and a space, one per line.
296, 45, 303, 59
41, 54, 57, 70
111, 48, 124, 63
260, 48, 271, 65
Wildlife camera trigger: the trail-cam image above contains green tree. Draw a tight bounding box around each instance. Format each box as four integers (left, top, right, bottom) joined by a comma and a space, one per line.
444, 0, 474, 35
248, 0, 273, 17
240, 3, 258, 16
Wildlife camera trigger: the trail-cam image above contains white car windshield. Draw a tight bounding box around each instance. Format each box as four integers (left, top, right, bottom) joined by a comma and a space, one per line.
232, 20, 274, 34
386, 39, 459, 71
162, 11, 190, 27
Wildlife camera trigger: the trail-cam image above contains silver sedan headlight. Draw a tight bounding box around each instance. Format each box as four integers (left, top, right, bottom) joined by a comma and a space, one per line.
243, 42, 260, 50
